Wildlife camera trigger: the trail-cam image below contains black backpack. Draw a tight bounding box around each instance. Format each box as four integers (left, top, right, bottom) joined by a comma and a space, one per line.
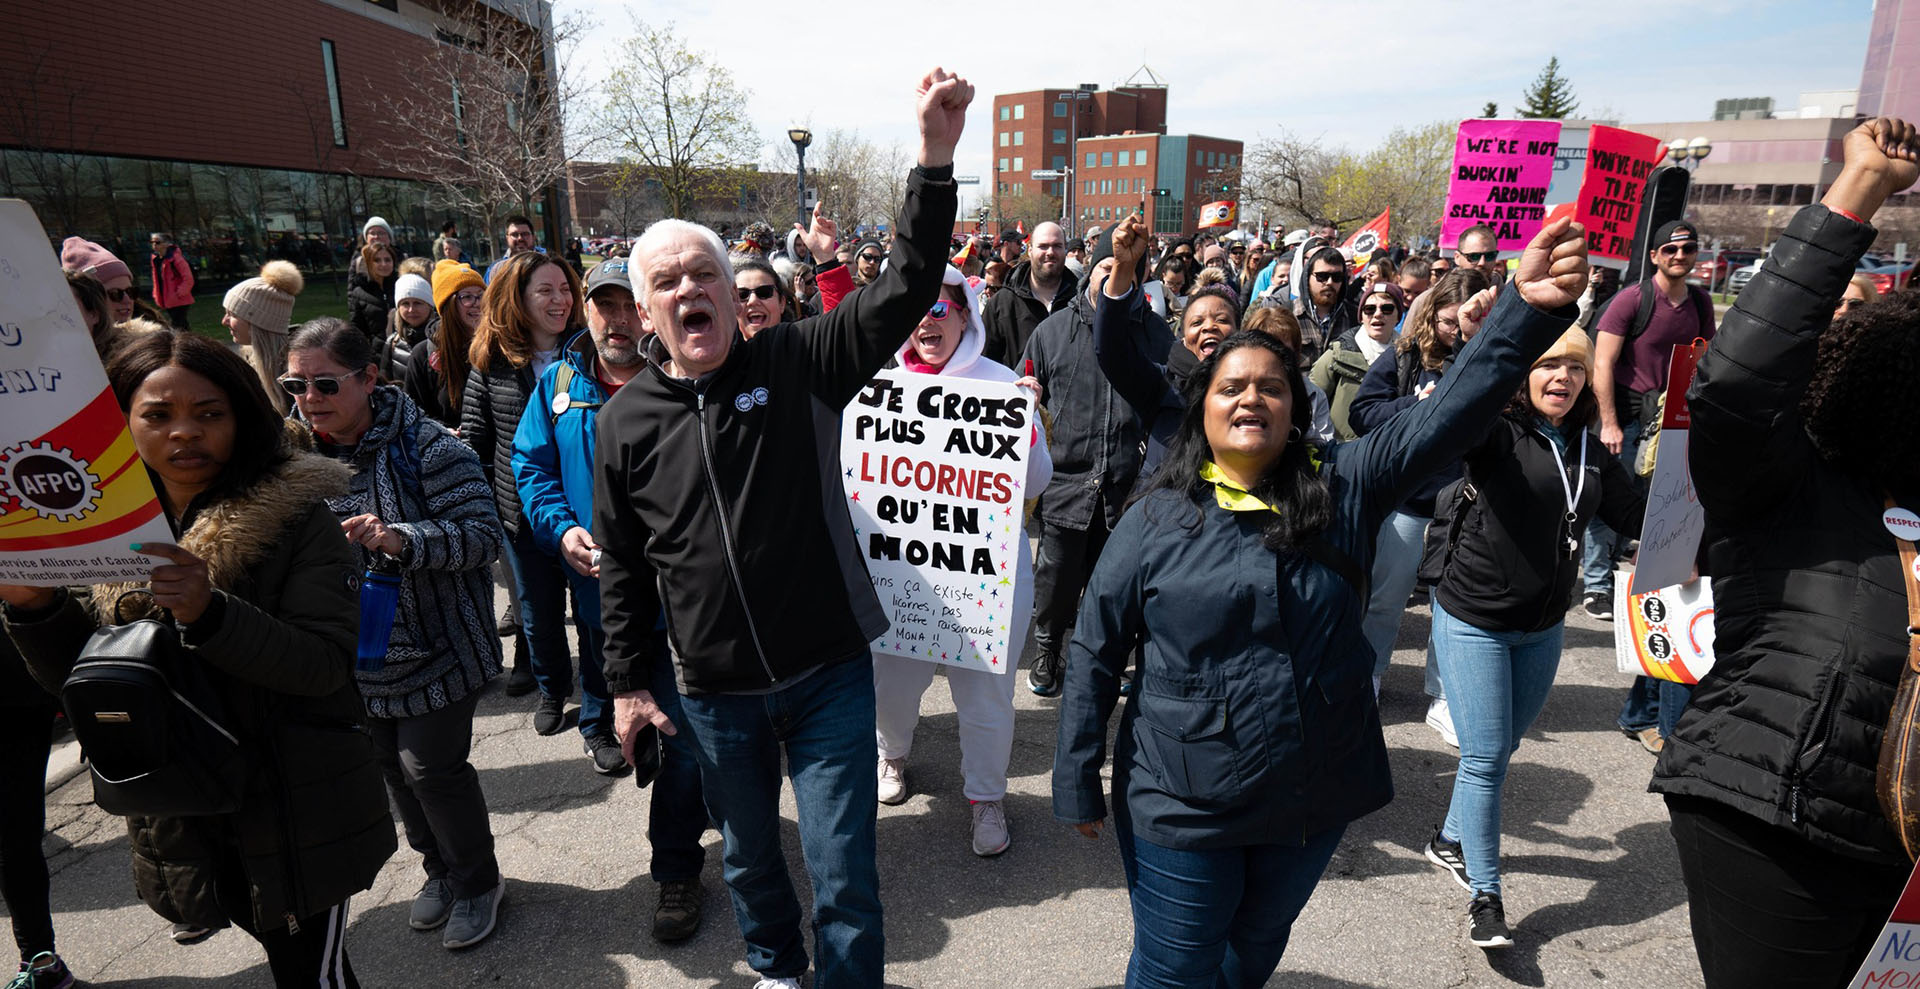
62, 595, 246, 817
1417, 476, 1480, 586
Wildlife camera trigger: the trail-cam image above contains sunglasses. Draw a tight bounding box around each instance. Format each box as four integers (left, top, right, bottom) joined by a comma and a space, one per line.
858, 254, 883, 264
926, 300, 955, 320
104, 287, 135, 302
1656, 241, 1700, 257
1311, 270, 1346, 283
1460, 251, 1499, 263
737, 284, 777, 301
278, 374, 356, 396
1361, 303, 1398, 316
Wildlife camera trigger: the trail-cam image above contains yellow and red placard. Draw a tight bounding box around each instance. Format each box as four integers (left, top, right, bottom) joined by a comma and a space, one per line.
1343, 208, 1391, 266
1198, 201, 1236, 229
0, 199, 174, 585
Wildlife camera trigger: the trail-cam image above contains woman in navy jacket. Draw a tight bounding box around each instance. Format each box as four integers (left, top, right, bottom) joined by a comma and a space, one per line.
1054, 215, 1592, 988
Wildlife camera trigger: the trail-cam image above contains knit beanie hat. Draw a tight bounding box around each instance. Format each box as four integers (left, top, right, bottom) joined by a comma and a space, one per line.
1533, 325, 1593, 374
223, 261, 305, 334
1360, 280, 1409, 313
363, 216, 394, 239
432, 259, 484, 311
59, 237, 132, 284
395, 273, 434, 306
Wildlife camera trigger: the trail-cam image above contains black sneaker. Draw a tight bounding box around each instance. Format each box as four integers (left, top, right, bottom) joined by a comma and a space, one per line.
171, 921, 214, 945
533, 695, 567, 736
1027, 653, 1061, 697
503, 662, 536, 697
1425, 827, 1470, 891
585, 732, 630, 776
652, 878, 703, 943
1468, 891, 1513, 948
1581, 593, 1613, 622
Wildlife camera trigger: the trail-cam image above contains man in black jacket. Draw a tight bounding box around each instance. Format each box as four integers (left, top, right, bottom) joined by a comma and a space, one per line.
982, 220, 1074, 365
595, 68, 972, 989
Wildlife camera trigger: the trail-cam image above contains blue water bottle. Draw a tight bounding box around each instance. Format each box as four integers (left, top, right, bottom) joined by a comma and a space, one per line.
356, 553, 403, 673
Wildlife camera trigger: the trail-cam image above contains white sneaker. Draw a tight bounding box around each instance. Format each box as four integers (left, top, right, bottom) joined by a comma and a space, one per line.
752, 979, 802, 989
876, 756, 908, 805
1426, 698, 1459, 749
971, 799, 1010, 856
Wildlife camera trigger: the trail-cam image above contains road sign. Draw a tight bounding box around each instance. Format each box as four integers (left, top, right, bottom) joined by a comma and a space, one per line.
954, 175, 980, 185
1029, 169, 1065, 180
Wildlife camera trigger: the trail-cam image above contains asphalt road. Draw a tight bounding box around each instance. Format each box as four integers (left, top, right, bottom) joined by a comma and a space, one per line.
31, 599, 1701, 988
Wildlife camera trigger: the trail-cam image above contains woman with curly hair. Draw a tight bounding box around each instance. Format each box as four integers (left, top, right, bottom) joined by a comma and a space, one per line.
1651, 116, 1920, 989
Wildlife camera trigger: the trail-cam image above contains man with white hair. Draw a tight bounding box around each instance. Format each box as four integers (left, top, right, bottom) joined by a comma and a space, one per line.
594, 67, 973, 989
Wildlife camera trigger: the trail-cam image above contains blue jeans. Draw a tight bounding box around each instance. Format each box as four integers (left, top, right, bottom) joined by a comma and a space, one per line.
674, 654, 882, 986
1124, 825, 1345, 988
1362, 509, 1443, 698
560, 566, 612, 738
1580, 416, 1644, 597
1619, 676, 1692, 739
1431, 600, 1564, 898
502, 525, 579, 712
644, 647, 709, 883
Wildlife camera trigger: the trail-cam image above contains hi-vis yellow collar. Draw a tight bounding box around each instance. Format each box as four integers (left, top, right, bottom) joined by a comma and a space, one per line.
1200, 461, 1276, 514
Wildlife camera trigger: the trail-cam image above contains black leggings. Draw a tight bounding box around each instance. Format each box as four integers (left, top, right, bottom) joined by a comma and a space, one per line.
0, 703, 56, 962
1667, 794, 1906, 989
211, 852, 359, 988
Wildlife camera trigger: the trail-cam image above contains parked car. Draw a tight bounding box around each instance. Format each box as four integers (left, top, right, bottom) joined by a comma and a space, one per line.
1868, 261, 1914, 296
1690, 249, 1761, 290
1728, 260, 1763, 295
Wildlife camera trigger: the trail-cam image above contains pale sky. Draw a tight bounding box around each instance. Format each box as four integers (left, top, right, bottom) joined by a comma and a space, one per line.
557, 0, 1876, 214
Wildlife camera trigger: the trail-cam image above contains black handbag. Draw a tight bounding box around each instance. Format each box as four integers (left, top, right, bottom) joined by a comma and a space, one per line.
61, 594, 246, 817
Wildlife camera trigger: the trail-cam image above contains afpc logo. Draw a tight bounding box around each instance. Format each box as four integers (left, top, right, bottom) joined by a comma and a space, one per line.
733, 387, 770, 413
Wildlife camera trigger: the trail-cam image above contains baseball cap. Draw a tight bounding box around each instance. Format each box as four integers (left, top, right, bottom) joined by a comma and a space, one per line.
998, 229, 1025, 245
585, 258, 632, 298
1653, 220, 1699, 245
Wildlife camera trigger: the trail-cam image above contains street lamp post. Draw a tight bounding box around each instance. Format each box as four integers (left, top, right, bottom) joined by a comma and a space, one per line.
1065, 83, 1096, 237
1668, 135, 1715, 284
788, 127, 813, 232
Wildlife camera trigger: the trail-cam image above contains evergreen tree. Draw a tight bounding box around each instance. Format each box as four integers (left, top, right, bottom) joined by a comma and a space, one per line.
1518, 57, 1580, 119
1482, 102, 1499, 118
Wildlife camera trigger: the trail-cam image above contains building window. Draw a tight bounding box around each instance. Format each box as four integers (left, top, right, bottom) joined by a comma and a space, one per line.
1054, 102, 1067, 117
1052, 155, 1066, 170
1195, 150, 1204, 165
1101, 179, 1111, 194
1101, 151, 1113, 167
1014, 104, 1025, 120
321, 40, 347, 148
1013, 157, 1023, 171
1014, 131, 1024, 146
1052, 129, 1067, 144
1013, 183, 1023, 195
1085, 152, 1097, 168
999, 106, 1010, 121
1101, 207, 1111, 220
999, 157, 1008, 172
999, 132, 1009, 147
1084, 180, 1093, 195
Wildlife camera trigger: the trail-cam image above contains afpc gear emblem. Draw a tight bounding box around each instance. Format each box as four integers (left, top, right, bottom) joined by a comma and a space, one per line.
0, 442, 102, 521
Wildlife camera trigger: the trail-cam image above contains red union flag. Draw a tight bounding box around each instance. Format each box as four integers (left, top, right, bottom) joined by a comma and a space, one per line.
1198, 201, 1236, 229
1343, 208, 1391, 264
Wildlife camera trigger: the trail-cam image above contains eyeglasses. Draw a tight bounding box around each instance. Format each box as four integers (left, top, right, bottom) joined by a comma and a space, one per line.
858, 254, 882, 264
737, 285, 777, 301
1460, 251, 1499, 264
1656, 241, 1700, 257
454, 291, 483, 305
278, 374, 355, 396
926, 301, 954, 320
1311, 270, 1346, 283
1360, 303, 1398, 316
104, 287, 134, 302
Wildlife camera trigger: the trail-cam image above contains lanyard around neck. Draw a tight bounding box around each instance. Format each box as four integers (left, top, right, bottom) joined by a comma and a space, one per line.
1541, 429, 1588, 558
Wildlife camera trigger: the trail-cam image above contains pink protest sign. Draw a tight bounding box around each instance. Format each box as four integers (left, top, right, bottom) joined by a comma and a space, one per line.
1574, 125, 1666, 268
1440, 119, 1562, 256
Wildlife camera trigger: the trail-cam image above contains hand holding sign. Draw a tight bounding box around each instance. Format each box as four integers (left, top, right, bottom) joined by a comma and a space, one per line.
0, 584, 57, 610
133, 542, 214, 623
1513, 215, 1590, 312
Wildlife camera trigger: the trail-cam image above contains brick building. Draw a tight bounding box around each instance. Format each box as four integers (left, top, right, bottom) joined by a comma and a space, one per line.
0, 0, 564, 283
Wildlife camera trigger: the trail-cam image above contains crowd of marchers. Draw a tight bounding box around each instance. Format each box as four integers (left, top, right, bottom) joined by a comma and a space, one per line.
3, 67, 1919, 989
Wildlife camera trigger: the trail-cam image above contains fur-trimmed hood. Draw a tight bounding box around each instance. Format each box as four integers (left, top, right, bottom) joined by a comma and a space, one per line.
90, 450, 351, 623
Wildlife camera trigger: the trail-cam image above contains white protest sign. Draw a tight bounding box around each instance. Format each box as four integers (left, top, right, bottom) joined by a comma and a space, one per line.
1614, 572, 1715, 684
0, 200, 174, 585
842, 370, 1031, 675
1848, 861, 1920, 988
1633, 342, 1709, 590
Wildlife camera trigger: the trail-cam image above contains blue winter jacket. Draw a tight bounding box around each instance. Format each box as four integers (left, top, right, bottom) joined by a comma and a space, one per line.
1052, 288, 1577, 850
512, 330, 624, 629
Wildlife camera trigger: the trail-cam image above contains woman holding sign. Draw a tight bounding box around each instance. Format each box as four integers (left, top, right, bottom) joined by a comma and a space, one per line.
1650, 117, 1920, 989
1056, 211, 1590, 987
1419, 326, 1643, 947
871, 265, 1052, 858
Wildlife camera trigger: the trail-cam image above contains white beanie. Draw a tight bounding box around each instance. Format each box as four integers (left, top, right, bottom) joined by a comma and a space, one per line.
363, 216, 393, 238
223, 261, 304, 334
395, 273, 433, 306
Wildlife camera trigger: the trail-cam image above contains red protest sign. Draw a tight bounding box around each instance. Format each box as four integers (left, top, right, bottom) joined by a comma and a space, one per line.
1574, 125, 1666, 268
1342, 208, 1390, 264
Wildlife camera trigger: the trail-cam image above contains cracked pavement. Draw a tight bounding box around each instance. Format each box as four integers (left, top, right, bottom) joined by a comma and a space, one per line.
33, 594, 1701, 987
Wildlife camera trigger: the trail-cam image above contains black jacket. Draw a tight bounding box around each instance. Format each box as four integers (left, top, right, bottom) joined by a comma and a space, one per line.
404, 337, 458, 429
461, 359, 538, 534
594, 165, 958, 696
1349, 342, 1459, 517
982, 259, 1075, 366
1650, 204, 1912, 864
347, 271, 394, 343
1434, 416, 1642, 633
1023, 283, 1173, 531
